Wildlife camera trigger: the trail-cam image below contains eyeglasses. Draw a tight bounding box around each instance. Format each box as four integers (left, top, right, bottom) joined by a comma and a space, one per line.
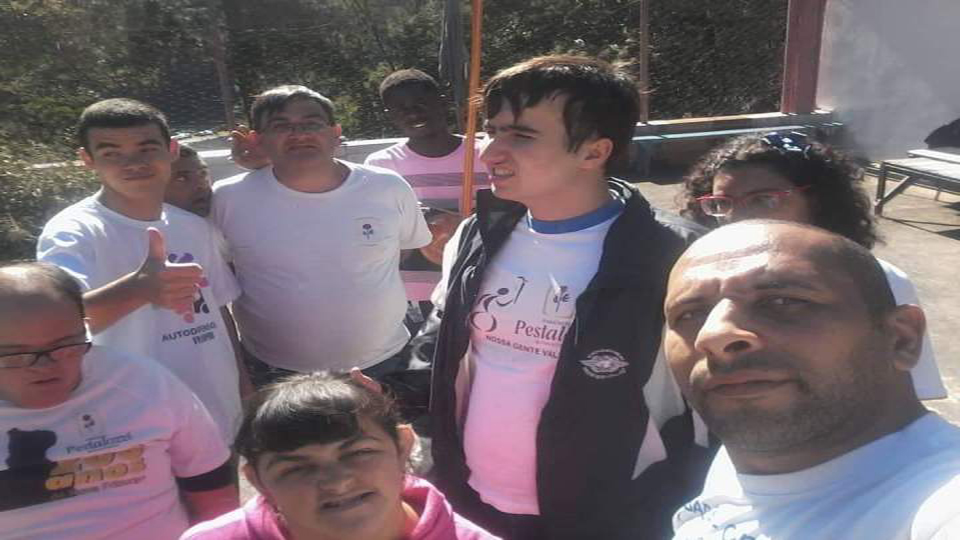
696, 185, 811, 219
172, 169, 210, 184
266, 121, 332, 134
0, 341, 92, 369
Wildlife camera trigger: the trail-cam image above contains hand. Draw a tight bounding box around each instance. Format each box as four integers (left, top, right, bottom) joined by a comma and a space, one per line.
230, 125, 272, 170
136, 228, 204, 316
350, 367, 383, 394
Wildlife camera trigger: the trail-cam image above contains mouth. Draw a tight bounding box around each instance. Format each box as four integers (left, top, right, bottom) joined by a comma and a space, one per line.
702, 371, 793, 398
488, 166, 515, 180
30, 377, 61, 386
318, 491, 375, 513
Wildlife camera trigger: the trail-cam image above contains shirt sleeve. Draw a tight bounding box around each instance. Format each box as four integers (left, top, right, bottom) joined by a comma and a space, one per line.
164, 368, 232, 479
396, 177, 432, 250
201, 222, 241, 307
429, 218, 469, 310
36, 220, 96, 290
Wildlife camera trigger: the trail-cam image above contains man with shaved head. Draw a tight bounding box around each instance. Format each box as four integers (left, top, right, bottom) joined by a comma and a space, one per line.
664, 220, 960, 539
0, 262, 237, 539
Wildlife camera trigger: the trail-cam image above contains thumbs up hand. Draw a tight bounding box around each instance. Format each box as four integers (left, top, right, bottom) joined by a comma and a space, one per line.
136, 228, 204, 316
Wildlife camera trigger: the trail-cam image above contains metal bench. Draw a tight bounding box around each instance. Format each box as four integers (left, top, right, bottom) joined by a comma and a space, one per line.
874, 149, 960, 215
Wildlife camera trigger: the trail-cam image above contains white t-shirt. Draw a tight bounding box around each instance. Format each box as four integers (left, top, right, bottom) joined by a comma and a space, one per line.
879, 259, 946, 400
461, 212, 616, 515
672, 413, 960, 540
0, 345, 230, 540
211, 161, 431, 372
363, 138, 489, 210
37, 196, 242, 442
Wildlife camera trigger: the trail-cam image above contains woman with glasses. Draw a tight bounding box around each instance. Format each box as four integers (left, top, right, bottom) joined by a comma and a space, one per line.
678, 132, 946, 400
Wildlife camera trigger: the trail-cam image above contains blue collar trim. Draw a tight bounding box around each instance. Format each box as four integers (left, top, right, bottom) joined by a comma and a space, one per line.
527, 197, 625, 234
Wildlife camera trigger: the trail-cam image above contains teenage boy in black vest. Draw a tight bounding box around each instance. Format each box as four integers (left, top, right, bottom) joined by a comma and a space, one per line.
422, 55, 710, 540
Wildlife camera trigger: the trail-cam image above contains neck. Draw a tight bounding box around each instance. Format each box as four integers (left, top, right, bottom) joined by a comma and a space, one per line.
273, 159, 347, 193
728, 399, 927, 475
96, 189, 162, 221
406, 132, 461, 158
525, 174, 611, 221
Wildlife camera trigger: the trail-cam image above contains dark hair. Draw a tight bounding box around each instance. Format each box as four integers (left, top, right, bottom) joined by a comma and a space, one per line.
76, 98, 170, 152
0, 261, 85, 319
379, 69, 441, 100
234, 372, 401, 466
483, 55, 640, 172
176, 144, 199, 160
680, 134, 879, 248
250, 85, 336, 131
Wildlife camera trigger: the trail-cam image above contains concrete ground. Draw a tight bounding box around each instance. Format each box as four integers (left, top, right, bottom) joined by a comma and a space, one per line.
635, 175, 960, 425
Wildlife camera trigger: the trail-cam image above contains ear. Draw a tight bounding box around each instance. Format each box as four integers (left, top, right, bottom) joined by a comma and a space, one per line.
168, 139, 180, 158
78, 147, 95, 169
397, 424, 416, 464
884, 304, 926, 371
579, 137, 614, 171
242, 462, 272, 503
333, 124, 343, 144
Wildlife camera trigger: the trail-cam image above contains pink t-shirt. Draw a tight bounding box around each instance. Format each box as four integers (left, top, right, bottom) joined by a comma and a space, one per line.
363, 138, 489, 208
179, 477, 500, 540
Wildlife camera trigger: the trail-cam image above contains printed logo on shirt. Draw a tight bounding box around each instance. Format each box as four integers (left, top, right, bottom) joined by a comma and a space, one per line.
580, 349, 629, 379
0, 428, 147, 511
355, 217, 385, 245
542, 282, 575, 319
168, 252, 210, 323
468, 276, 527, 332
77, 412, 104, 438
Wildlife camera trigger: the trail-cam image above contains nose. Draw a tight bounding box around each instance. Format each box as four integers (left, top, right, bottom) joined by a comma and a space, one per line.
693, 299, 762, 364
479, 136, 503, 166
314, 464, 353, 492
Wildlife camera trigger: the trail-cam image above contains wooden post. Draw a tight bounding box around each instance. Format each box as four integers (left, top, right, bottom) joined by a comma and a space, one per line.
460, 0, 484, 217
208, 25, 236, 131
636, 0, 650, 122
780, 0, 828, 114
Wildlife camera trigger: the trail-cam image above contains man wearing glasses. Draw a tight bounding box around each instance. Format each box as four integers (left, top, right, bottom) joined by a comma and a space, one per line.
0, 262, 237, 539
211, 85, 431, 387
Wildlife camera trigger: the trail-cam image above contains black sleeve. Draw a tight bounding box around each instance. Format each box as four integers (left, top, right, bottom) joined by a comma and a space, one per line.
175, 459, 235, 492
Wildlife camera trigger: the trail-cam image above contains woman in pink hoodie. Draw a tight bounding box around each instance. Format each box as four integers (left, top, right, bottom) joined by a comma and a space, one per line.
181, 372, 498, 540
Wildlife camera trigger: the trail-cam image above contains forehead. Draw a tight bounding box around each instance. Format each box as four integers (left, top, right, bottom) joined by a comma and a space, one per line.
384, 84, 439, 104
265, 98, 331, 122
0, 293, 83, 346
668, 235, 857, 302
172, 155, 206, 170
86, 124, 166, 148
714, 164, 796, 194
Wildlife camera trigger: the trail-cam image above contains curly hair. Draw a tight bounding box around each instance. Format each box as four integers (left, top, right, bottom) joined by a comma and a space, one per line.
679, 134, 879, 248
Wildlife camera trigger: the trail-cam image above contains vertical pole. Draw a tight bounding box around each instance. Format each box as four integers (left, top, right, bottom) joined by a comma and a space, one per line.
460, 0, 484, 217
780, 0, 827, 114
209, 25, 236, 131
636, 0, 650, 122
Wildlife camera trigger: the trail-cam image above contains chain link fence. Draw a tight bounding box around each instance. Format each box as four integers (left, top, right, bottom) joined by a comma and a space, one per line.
1, 0, 786, 260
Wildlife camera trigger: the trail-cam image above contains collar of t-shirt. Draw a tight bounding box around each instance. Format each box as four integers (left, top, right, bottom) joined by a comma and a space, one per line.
734, 412, 946, 496
526, 194, 625, 234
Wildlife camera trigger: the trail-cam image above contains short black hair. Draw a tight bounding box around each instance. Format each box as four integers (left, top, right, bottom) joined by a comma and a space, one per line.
483, 55, 640, 172
250, 85, 336, 131
234, 371, 401, 467
681, 134, 878, 248
379, 69, 441, 101
76, 98, 171, 153
0, 261, 85, 319
176, 144, 199, 160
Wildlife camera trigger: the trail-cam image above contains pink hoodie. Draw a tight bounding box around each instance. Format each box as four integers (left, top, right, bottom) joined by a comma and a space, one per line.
180, 477, 499, 540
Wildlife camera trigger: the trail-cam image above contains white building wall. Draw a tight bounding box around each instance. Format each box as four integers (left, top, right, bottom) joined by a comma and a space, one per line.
817, 0, 960, 160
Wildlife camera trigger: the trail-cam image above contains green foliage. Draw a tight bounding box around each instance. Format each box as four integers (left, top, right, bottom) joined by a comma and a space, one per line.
0, 0, 787, 261
0, 138, 99, 261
